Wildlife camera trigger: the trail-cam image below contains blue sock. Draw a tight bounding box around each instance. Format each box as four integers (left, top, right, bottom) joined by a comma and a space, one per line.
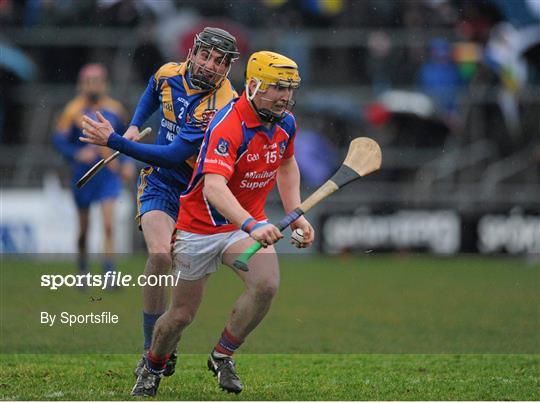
103, 260, 115, 273
77, 256, 88, 274
143, 312, 162, 350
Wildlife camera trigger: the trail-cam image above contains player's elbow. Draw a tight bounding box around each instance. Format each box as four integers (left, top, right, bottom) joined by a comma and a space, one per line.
202, 176, 224, 203
155, 154, 182, 169
202, 180, 217, 201
277, 158, 299, 176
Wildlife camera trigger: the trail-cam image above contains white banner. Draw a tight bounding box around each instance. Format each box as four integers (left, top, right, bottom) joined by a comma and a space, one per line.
1, 179, 134, 254
322, 210, 461, 254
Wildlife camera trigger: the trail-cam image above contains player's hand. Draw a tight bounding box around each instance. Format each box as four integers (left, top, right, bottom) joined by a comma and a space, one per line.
80, 111, 114, 146
75, 146, 98, 163
123, 125, 140, 141
290, 216, 315, 248
250, 223, 283, 248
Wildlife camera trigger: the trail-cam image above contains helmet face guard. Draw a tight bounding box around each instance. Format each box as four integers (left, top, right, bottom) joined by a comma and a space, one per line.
187, 27, 239, 91
253, 83, 298, 124
245, 51, 301, 123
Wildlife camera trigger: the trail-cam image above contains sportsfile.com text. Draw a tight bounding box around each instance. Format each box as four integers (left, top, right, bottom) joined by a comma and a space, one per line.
40, 272, 180, 290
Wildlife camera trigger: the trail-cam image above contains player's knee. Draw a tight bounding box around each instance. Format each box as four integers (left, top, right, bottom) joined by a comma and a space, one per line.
148, 243, 172, 255
103, 222, 113, 238
147, 250, 172, 272
169, 306, 195, 329
253, 279, 279, 300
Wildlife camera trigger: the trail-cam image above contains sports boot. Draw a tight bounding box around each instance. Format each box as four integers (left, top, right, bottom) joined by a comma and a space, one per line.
163, 351, 177, 377
131, 366, 161, 397
134, 351, 177, 378
207, 352, 243, 394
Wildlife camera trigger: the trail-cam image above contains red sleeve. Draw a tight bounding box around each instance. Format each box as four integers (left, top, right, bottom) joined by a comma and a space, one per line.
201, 122, 241, 181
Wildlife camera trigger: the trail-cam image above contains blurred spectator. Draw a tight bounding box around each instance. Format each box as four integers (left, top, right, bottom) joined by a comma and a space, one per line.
131, 20, 166, 83
295, 114, 339, 187
0, 42, 37, 143
367, 30, 393, 94
295, 128, 339, 187
489, 0, 540, 28
0, 0, 13, 24
418, 38, 464, 122
96, 0, 175, 27
527, 0, 540, 20
456, 0, 503, 42
299, 0, 345, 27
19, 0, 97, 27
465, 21, 537, 156
424, 0, 459, 27
366, 90, 450, 149
339, 0, 404, 28
51, 63, 134, 275
453, 41, 482, 82
1, 0, 539, 192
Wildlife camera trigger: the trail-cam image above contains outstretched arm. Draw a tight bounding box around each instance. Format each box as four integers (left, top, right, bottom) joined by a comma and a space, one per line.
80, 112, 197, 169
107, 132, 198, 168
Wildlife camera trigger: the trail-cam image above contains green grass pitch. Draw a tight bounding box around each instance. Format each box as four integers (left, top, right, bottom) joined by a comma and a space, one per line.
1, 254, 538, 400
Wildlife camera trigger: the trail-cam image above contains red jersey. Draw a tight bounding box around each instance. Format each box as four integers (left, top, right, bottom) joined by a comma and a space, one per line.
177, 92, 297, 234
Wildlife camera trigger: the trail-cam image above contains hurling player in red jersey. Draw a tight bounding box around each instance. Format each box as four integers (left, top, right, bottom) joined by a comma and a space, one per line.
81, 28, 239, 381
131, 51, 314, 397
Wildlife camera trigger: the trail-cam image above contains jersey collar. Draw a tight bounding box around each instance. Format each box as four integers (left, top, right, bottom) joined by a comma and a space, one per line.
236, 92, 263, 129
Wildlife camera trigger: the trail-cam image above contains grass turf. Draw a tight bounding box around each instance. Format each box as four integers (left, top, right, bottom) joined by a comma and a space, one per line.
0, 354, 538, 400
1, 254, 538, 399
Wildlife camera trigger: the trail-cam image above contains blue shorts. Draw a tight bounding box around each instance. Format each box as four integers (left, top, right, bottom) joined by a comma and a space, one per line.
71, 166, 121, 209
136, 167, 184, 225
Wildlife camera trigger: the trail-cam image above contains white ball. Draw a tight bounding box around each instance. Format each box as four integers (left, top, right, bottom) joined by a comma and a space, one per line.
291, 228, 304, 247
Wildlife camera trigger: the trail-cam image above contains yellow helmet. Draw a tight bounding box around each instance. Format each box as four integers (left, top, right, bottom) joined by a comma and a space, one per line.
245, 51, 301, 91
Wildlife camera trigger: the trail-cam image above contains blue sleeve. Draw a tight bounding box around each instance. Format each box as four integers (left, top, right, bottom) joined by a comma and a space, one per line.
130, 75, 160, 127
52, 133, 78, 162
107, 132, 198, 169
177, 123, 206, 144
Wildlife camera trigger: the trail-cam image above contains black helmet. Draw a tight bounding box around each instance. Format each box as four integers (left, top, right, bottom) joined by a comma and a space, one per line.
188, 27, 239, 91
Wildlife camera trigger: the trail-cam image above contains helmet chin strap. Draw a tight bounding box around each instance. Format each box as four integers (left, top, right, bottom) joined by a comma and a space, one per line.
246, 80, 292, 124
246, 80, 262, 101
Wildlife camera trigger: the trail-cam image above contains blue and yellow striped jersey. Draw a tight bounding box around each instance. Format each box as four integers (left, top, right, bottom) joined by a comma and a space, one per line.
131, 62, 237, 187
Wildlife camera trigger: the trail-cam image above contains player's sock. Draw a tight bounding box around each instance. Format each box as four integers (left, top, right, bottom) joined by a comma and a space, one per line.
77, 256, 88, 274
213, 327, 243, 357
143, 312, 162, 350
145, 350, 169, 375
103, 260, 115, 273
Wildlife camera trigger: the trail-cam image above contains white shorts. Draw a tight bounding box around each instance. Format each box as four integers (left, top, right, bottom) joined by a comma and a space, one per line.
172, 230, 250, 280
